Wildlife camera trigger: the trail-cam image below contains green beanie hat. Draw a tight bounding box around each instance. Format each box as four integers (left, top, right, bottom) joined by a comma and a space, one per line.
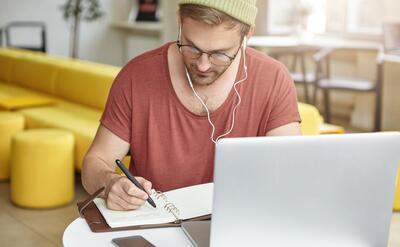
179, 0, 258, 26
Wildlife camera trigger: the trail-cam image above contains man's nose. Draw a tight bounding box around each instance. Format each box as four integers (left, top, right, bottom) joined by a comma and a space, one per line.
196, 53, 212, 72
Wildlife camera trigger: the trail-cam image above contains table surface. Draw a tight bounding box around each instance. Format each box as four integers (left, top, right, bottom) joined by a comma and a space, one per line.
63, 218, 193, 247
64, 215, 400, 247
248, 35, 381, 50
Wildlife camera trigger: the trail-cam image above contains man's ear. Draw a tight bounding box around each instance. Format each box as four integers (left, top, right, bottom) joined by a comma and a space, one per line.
176, 10, 181, 27
176, 11, 183, 42
246, 26, 255, 41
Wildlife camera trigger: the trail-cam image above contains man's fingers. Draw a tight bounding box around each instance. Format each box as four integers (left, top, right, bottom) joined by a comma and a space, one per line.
120, 192, 147, 207
143, 181, 153, 195
108, 183, 145, 210
105, 176, 154, 211
107, 193, 141, 211
136, 177, 153, 195
120, 178, 148, 204
120, 178, 149, 200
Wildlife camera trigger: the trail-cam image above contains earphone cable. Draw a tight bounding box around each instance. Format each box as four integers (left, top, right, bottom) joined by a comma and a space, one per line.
185, 46, 248, 143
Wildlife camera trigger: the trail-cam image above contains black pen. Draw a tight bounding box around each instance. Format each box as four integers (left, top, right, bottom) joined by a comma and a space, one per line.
115, 159, 157, 208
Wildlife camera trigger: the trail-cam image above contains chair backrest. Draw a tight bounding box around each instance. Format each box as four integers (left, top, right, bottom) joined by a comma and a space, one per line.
383, 23, 400, 55
313, 47, 334, 80
4, 21, 47, 53
0, 27, 3, 47
269, 46, 318, 78
313, 47, 384, 82
268, 47, 299, 71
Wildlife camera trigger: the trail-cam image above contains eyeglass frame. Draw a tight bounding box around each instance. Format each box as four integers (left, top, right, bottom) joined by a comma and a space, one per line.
176, 34, 243, 66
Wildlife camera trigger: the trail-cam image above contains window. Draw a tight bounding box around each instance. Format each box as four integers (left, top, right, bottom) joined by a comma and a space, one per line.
266, 0, 298, 34
346, 0, 383, 35
266, 0, 385, 37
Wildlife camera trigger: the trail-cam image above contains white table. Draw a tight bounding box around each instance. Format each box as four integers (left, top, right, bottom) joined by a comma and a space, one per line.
248, 35, 381, 50
63, 218, 193, 247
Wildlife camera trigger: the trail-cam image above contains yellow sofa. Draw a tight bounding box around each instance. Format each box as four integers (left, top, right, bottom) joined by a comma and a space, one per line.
0, 48, 120, 171
0, 48, 326, 171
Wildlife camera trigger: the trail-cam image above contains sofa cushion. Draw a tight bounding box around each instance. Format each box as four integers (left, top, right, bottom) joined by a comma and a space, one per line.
0, 82, 53, 100
0, 48, 22, 83
18, 101, 102, 170
0, 95, 55, 110
10, 55, 58, 94
54, 63, 119, 110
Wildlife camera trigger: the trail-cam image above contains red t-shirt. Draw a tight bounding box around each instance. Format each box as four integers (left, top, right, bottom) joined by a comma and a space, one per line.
101, 43, 300, 191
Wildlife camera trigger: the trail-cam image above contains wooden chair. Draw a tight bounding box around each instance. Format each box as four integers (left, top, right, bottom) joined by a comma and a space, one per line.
312, 48, 383, 131
269, 47, 318, 103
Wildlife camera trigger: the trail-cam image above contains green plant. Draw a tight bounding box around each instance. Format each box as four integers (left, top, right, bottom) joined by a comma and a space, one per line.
60, 0, 104, 58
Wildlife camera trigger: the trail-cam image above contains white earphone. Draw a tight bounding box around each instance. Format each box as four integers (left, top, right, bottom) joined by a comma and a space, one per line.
180, 25, 248, 143
243, 36, 248, 71
184, 46, 248, 144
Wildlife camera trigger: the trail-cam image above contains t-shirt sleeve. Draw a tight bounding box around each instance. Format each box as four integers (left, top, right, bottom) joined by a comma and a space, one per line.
265, 66, 301, 133
100, 67, 132, 143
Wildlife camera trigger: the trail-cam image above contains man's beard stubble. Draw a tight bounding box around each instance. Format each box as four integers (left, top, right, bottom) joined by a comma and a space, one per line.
186, 62, 230, 86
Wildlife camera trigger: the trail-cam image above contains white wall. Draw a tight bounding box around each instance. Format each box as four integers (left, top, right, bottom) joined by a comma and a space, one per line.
0, 0, 125, 66
383, 0, 400, 22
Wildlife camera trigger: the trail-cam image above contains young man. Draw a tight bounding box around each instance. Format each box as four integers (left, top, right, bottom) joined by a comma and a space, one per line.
82, 0, 301, 211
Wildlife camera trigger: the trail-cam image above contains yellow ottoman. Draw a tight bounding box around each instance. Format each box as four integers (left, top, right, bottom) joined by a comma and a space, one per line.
10, 129, 74, 208
394, 163, 400, 211
0, 112, 25, 181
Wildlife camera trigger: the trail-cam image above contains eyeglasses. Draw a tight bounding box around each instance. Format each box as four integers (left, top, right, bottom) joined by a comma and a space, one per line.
176, 42, 240, 66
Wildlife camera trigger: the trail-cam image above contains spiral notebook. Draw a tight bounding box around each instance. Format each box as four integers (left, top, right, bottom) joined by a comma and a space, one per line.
77, 183, 213, 232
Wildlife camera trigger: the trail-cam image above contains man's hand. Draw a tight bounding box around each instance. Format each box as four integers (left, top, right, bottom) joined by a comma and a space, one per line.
105, 176, 153, 211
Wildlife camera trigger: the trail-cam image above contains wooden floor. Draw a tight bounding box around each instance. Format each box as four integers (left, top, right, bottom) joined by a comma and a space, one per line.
0, 179, 88, 247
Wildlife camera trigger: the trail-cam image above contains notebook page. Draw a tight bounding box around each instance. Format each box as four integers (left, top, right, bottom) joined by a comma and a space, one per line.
93, 192, 175, 228
164, 183, 213, 220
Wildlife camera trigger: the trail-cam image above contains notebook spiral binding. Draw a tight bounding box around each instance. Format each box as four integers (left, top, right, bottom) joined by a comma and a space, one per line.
164, 202, 180, 219
153, 191, 180, 220
154, 190, 167, 202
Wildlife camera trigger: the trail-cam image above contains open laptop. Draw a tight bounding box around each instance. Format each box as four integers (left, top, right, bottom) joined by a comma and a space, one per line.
182, 132, 400, 247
